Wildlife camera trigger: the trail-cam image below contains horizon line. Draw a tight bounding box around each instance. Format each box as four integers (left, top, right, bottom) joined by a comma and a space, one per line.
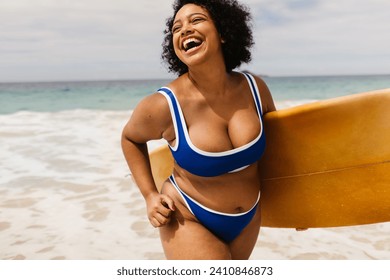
1, 73, 389, 85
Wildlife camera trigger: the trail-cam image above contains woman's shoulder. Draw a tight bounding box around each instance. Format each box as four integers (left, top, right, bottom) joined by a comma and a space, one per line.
239, 71, 267, 88
136, 90, 169, 112
125, 88, 174, 142
242, 71, 276, 113
132, 85, 176, 127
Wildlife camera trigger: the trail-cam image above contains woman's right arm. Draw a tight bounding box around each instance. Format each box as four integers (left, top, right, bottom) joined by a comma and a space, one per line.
121, 93, 175, 227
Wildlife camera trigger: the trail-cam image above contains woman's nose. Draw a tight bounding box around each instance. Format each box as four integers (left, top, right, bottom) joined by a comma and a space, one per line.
181, 23, 194, 36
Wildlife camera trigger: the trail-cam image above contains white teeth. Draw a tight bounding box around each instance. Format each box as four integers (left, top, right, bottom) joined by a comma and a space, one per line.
183, 38, 202, 51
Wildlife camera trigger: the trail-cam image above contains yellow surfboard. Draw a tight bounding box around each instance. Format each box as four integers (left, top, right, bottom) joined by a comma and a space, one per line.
149, 89, 390, 228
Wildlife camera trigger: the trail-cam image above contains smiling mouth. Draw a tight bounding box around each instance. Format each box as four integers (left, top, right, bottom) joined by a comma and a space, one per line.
183, 38, 203, 52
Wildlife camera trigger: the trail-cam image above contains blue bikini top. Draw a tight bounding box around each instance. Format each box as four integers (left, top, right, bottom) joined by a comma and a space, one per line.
158, 72, 266, 177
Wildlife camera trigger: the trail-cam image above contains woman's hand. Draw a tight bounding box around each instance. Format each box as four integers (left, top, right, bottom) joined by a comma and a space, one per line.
145, 193, 176, 227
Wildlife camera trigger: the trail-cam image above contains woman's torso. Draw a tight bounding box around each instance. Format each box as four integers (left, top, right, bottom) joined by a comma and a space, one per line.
160, 71, 265, 214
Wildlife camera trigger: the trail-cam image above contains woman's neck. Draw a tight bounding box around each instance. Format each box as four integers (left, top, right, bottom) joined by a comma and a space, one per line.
187, 67, 231, 97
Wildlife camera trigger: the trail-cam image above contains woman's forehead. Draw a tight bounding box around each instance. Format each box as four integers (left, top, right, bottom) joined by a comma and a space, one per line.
174, 3, 209, 22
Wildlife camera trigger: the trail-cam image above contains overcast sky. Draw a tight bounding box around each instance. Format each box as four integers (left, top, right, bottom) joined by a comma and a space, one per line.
1, 0, 389, 82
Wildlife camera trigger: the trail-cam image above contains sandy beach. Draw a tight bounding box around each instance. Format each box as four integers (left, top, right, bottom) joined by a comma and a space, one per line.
1, 108, 389, 260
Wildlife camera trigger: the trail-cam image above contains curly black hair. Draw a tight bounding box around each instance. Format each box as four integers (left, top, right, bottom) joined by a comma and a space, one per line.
162, 0, 253, 76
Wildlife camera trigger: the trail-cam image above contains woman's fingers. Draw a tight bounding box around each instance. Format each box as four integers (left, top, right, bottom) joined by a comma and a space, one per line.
150, 212, 171, 227
160, 194, 176, 211
149, 217, 161, 228
147, 193, 176, 227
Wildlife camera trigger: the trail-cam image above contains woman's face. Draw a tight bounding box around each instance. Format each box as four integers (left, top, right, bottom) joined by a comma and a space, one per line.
172, 4, 223, 68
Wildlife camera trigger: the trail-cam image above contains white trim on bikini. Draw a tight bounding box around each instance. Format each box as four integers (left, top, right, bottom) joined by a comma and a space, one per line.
158, 89, 180, 152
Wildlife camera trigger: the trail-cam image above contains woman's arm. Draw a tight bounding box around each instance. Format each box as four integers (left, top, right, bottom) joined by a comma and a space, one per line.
121, 93, 175, 227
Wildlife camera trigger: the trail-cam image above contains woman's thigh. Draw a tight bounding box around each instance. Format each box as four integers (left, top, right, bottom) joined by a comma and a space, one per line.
159, 208, 231, 259
229, 206, 261, 260
159, 182, 231, 260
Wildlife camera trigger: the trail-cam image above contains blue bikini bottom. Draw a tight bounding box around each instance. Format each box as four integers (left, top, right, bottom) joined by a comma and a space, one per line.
169, 175, 260, 243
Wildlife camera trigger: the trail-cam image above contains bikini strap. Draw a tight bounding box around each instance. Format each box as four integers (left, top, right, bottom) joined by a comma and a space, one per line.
242, 72, 263, 116
157, 87, 184, 151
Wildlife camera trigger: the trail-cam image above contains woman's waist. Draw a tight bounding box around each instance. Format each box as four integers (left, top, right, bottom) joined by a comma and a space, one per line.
172, 167, 261, 214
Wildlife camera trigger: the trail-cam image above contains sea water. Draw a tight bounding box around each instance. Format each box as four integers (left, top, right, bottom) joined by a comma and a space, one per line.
1, 75, 389, 114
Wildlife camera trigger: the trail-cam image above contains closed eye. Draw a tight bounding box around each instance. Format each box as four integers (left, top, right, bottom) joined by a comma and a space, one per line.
192, 17, 204, 23
172, 25, 181, 33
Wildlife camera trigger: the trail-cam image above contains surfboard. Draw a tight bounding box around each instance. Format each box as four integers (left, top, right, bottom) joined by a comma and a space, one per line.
149, 89, 390, 229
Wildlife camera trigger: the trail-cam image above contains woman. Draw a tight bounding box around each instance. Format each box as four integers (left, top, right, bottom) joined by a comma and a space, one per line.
121, 0, 275, 259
